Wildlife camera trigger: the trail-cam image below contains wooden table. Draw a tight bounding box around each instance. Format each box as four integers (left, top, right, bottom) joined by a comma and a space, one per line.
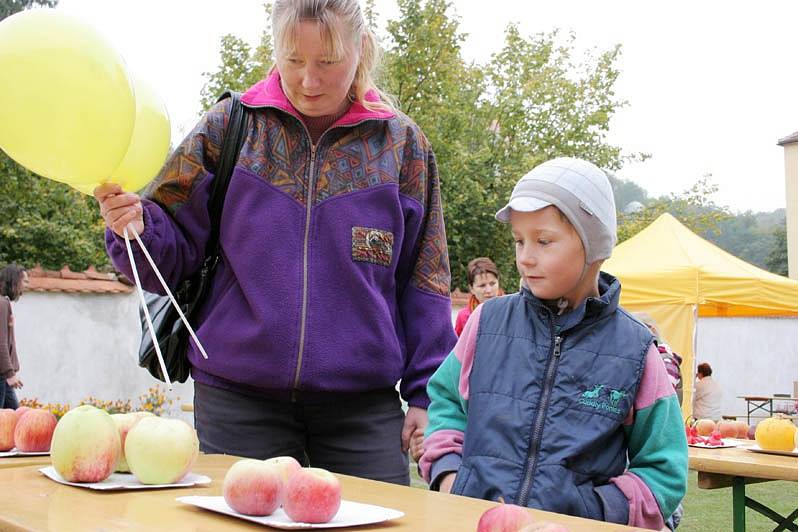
689, 441, 798, 532
737, 395, 798, 424
0, 454, 51, 470
0, 453, 641, 531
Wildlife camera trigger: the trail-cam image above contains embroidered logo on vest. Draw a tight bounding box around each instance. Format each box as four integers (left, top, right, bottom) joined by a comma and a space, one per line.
578, 384, 626, 414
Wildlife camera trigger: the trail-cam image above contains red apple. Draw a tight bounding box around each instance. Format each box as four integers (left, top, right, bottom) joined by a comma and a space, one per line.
50, 405, 121, 482
14, 406, 31, 421
13, 409, 57, 452
223, 459, 284, 516
263, 455, 302, 484
283, 467, 341, 524
695, 418, 716, 437
477, 503, 535, 532
733, 420, 749, 439
717, 420, 737, 439
0, 409, 17, 451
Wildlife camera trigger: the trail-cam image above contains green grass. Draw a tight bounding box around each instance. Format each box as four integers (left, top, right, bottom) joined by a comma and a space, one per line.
409, 464, 798, 531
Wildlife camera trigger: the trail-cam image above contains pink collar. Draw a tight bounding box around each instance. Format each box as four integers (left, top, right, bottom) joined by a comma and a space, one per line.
240, 69, 395, 125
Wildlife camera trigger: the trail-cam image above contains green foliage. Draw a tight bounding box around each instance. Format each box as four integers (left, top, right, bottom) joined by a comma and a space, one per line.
711, 212, 776, 270
0, 152, 110, 270
379, 0, 639, 289
0, 0, 56, 21
607, 171, 649, 212
199, 5, 273, 112
765, 223, 788, 275
617, 176, 731, 244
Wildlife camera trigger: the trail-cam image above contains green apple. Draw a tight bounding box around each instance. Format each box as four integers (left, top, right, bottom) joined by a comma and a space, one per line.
124, 416, 199, 484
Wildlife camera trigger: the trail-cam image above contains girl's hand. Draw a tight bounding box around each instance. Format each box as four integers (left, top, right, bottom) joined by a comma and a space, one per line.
94, 183, 144, 237
438, 472, 456, 493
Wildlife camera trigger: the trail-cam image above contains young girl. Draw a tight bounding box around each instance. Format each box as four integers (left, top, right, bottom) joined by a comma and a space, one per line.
421, 158, 687, 530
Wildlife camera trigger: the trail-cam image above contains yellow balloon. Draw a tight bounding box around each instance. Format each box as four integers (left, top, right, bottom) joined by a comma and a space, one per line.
0, 9, 135, 185
72, 78, 171, 195
109, 77, 171, 193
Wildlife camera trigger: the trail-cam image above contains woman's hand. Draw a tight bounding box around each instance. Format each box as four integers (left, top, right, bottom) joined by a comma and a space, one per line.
94, 183, 144, 237
6, 375, 22, 389
402, 406, 428, 456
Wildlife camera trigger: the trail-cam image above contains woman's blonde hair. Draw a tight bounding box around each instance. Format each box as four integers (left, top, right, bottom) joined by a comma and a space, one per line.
272, 0, 394, 113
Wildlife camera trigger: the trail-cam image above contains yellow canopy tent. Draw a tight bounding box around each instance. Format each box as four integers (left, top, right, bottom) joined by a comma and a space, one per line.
603, 213, 798, 419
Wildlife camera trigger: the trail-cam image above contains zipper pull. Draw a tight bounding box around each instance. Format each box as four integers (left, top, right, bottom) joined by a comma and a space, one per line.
553, 336, 562, 357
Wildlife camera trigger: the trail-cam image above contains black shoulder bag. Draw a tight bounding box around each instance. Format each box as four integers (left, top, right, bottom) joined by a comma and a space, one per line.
138, 91, 249, 383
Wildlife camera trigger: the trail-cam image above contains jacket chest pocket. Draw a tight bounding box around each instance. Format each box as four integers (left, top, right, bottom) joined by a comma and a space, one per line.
352, 226, 394, 267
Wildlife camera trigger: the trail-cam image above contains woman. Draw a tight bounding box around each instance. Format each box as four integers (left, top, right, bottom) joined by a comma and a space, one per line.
454, 257, 503, 336
0, 264, 28, 409
95, 0, 456, 485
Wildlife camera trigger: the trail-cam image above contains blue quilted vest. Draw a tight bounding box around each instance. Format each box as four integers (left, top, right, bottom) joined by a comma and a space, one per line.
451, 273, 652, 521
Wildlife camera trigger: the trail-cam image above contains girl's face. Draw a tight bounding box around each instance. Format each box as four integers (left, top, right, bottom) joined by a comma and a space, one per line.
470, 272, 499, 303
277, 19, 360, 117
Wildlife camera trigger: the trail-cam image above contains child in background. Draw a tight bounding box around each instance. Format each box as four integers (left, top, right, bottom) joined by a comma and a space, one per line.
420, 157, 687, 530
454, 257, 504, 336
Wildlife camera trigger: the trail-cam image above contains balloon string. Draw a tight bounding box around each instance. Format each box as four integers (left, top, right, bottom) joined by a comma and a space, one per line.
123, 226, 172, 390
124, 224, 210, 361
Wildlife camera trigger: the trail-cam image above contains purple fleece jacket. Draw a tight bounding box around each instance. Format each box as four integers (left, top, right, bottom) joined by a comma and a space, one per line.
106, 71, 457, 407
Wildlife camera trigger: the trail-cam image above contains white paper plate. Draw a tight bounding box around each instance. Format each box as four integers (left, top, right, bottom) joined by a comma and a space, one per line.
39, 466, 211, 490
177, 495, 404, 529
746, 444, 798, 457
0, 449, 49, 457
688, 441, 738, 449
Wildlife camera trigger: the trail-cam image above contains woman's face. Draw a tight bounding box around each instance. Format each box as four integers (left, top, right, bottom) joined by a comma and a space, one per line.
276, 19, 360, 117
470, 272, 500, 304
18, 272, 29, 293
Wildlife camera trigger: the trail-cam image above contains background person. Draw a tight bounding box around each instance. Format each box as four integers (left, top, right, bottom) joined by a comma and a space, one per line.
95, 0, 456, 484
634, 312, 684, 405
693, 362, 723, 420
0, 264, 28, 410
454, 257, 504, 336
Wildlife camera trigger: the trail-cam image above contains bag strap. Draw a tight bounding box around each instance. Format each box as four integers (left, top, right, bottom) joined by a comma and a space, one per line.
205, 91, 248, 259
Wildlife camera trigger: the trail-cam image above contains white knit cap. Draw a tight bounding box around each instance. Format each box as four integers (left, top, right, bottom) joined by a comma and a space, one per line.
495, 157, 617, 263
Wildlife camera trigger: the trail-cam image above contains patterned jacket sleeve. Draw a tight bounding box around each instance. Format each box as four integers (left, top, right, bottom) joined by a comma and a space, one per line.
396, 129, 457, 408
104, 98, 230, 293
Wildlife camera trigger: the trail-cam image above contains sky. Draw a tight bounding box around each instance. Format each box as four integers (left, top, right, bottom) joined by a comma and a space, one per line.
53, 0, 798, 214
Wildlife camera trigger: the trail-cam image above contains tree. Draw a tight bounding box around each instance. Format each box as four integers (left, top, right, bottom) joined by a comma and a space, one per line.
616, 176, 730, 244
0, 0, 109, 270
0, 0, 55, 20
381, 1, 640, 289
765, 223, 788, 276
199, 6, 273, 112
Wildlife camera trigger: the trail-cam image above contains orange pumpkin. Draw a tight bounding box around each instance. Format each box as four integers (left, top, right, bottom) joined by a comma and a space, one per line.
755, 416, 797, 451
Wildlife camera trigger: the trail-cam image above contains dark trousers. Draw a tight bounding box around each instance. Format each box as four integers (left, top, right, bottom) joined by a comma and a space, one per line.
193, 382, 410, 485
0, 380, 18, 410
